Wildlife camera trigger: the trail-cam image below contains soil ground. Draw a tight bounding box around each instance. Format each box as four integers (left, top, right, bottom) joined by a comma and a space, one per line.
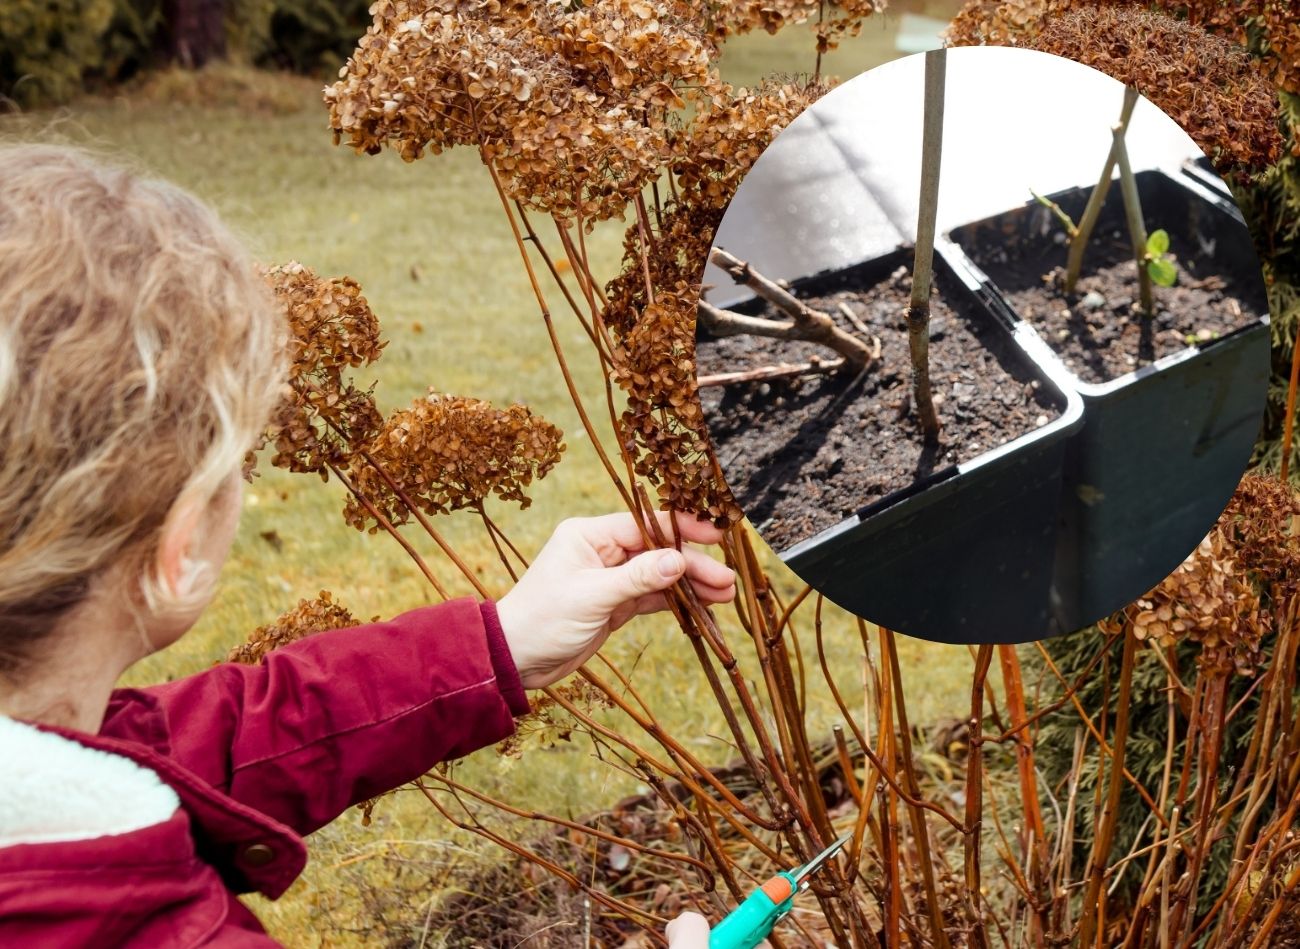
698, 262, 1064, 552
965, 227, 1267, 385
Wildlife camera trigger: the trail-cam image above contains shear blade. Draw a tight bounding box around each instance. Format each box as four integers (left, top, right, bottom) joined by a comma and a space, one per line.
792, 832, 851, 885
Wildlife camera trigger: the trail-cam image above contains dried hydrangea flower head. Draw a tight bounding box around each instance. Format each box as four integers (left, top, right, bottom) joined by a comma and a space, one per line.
326, 0, 718, 221
1027, 7, 1282, 171
1125, 533, 1263, 676
944, 0, 1053, 47
1173, 0, 1299, 98
344, 391, 565, 531
946, 2, 1284, 171
601, 79, 823, 525
948, 0, 1300, 100
671, 78, 827, 211
715, 0, 883, 51
228, 591, 360, 665
1220, 472, 1300, 600
1108, 473, 1300, 677
260, 262, 387, 477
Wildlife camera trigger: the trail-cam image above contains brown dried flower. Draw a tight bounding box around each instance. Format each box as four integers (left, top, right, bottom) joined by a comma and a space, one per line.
344, 391, 565, 531
1106, 473, 1300, 676
600, 80, 822, 524
259, 262, 386, 478
1217, 471, 1300, 603
946, 3, 1284, 172
670, 77, 827, 211
326, 0, 718, 221
496, 679, 614, 758
715, 0, 884, 52
1028, 7, 1283, 172
945, 0, 1053, 48
1181, 0, 1300, 98
227, 591, 360, 665
1124, 533, 1264, 676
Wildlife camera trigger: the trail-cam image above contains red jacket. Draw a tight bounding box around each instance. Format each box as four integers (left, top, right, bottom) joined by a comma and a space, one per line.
0, 598, 529, 946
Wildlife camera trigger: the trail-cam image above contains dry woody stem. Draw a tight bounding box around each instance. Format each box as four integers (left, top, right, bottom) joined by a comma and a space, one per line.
703, 248, 875, 371
907, 47, 946, 443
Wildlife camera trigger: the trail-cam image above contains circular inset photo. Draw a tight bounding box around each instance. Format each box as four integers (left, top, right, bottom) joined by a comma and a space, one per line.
696, 46, 1270, 644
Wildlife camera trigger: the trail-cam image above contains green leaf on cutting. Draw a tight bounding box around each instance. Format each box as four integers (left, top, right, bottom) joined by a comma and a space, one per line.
1148, 257, 1178, 287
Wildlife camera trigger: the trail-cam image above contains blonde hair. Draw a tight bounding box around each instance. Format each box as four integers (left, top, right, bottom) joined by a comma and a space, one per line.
0, 145, 287, 672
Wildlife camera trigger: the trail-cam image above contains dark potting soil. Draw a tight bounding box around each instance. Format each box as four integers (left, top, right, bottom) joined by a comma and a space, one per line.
967, 227, 1267, 385
698, 263, 1064, 553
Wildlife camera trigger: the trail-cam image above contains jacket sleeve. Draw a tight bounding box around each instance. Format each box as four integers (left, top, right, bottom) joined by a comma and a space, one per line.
112, 598, 529, 837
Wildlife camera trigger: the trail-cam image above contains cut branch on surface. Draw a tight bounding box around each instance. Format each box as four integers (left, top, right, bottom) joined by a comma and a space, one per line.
705, 249, 875, 371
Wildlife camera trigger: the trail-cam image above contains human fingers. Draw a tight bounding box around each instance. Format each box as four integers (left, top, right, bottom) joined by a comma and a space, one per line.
679, 545, 736, 592
565, 511, 727, 563
588, 548, 688, 608
665, 911, 711, 948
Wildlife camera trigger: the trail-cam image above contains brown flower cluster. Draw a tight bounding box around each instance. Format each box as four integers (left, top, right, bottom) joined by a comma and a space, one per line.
227, 591, 360, 665
344, 391, 564, 531
944, 0, 1053, 47
715, 0, 883, 51
600, 80, 821, 524
261, 262, 386, 478
670, 78, 827, 211
1180, 0, 1300, 98
1030, 7, 1282, 171
326, 0, 717, 221
946, 3, 1283, 171
946, 0, 1299, 102
1217, 471, 1300, 603
1123, 532, 1263, 676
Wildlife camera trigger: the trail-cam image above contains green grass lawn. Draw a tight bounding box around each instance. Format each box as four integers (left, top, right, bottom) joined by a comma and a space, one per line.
1, 8, 983, 944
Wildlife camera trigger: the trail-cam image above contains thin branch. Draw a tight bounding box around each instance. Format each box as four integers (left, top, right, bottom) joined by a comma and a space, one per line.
707, 249, 873, 370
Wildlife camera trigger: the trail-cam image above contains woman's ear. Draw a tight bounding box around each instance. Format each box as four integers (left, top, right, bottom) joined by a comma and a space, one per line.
154, 497, 207, 602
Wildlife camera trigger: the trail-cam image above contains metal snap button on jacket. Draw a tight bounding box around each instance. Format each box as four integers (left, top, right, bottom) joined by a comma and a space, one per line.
241, 844, 275, 868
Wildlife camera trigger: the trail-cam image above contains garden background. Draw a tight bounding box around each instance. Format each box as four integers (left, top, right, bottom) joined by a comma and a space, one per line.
2, 1, 1297, 945
2, 2, 974, 943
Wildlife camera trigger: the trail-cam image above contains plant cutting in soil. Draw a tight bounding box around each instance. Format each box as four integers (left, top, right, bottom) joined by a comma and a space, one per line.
967, 207, 1268, 385
697, 47, 1072, 553
904, 47, 946, 443
971, 88, 1266, 384
697, 261, 1062, 550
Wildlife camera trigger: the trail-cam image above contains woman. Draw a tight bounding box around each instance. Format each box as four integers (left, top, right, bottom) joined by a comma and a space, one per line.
0, 145, 729, 946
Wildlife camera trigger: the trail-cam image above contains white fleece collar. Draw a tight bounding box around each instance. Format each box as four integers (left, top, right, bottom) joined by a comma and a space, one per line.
0, 714, 180, 847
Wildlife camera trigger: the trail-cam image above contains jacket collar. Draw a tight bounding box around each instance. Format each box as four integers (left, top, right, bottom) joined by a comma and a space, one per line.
0, 715, 180, 847
30, 698, 308, 899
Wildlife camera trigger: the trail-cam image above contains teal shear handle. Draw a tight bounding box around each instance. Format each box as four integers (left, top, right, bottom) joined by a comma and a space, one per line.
708, 871, 797, 949
708, 833, 851, 949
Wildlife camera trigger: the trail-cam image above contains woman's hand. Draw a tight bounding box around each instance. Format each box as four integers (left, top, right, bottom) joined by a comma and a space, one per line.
666, 911, 771, 948
666, 912, 711, 947
495, 511, 735, 689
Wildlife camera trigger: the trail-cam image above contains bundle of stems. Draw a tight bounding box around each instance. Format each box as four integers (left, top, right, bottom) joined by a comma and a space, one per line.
245, 6, 1300, 945
270, 137, 1300, 947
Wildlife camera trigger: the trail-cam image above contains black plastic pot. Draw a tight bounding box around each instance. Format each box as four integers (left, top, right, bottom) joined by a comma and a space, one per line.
1181, 155, 1234, 203
946, 170, 1270, 633
725, 246, 1086, 644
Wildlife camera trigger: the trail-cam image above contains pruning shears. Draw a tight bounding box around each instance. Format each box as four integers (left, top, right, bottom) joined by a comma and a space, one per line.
709, 833, 851, 949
